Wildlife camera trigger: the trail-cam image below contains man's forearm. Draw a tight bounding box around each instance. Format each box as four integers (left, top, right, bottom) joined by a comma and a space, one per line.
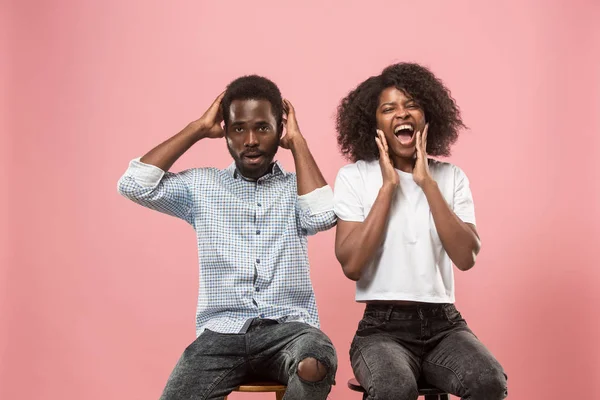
289, 136, 327, 195
421, 179, 481, 271
140, 121, 205, 172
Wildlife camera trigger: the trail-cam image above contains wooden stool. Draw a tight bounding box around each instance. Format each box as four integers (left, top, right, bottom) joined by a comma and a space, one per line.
224, 382, 286, 400
348, 378, 449, 400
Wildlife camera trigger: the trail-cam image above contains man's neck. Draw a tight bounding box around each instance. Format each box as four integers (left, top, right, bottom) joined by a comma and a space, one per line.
235, 162, 276, 181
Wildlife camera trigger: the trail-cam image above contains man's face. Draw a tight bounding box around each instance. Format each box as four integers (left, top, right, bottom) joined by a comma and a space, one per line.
375, 86, 426, 161
225, 99, 281, 180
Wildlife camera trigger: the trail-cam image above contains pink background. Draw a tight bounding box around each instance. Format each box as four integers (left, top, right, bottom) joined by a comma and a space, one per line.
3, 1, 599, 399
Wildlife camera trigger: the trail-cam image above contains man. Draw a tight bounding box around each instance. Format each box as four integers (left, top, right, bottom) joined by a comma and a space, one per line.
118, 75, 337, 399
333, 63, 507, 399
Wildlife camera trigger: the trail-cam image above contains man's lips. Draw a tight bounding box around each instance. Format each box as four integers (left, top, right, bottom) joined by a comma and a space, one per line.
242, 152, 265, 164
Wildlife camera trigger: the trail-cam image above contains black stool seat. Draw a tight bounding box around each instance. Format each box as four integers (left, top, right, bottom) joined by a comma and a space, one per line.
348, 378, 449, 399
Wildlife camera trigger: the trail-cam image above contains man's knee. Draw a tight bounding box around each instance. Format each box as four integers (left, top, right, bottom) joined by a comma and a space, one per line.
297, 357, 328, 382
467, 367, 508, 400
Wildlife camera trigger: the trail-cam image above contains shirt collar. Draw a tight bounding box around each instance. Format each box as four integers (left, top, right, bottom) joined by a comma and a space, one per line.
226, 161, 287, 181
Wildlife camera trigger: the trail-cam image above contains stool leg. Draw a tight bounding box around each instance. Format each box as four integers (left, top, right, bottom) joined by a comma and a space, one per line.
440, 395, 449, 400
275, 391, 284, 400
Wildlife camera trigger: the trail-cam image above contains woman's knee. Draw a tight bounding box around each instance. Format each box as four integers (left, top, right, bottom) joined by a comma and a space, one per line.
366, 376, 418, 400
465, 366, 508, 400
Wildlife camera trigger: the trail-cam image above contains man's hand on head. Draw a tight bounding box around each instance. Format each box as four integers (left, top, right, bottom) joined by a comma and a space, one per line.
280, 99, 306, 150
189, 91, 226, 141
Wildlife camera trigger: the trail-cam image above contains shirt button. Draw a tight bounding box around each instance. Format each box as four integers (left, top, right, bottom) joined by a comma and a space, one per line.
256, 230, 261, 235
257, 203, 262, 207
256, 259, 260, 264
255, 287, 260, 292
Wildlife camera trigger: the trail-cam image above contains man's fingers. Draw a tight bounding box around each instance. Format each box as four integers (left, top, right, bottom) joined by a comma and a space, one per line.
211, 91, 225, 109
206, 91, 225, 121
283, 99, 296, 122
283, 99, 295, 114
282, 99, 299, 130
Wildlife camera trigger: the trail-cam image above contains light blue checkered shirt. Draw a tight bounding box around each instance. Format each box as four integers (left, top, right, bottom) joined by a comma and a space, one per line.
118, 158, 336, 336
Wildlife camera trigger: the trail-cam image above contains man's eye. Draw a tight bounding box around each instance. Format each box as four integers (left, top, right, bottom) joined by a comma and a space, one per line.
258, 126, 270, 132
234, 127, 244, 133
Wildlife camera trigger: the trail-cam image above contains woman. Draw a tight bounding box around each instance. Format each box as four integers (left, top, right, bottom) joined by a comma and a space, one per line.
333, 63, 507, 400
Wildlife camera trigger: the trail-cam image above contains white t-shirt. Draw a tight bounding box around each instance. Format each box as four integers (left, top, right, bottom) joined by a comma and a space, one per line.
333, 159, 476, 303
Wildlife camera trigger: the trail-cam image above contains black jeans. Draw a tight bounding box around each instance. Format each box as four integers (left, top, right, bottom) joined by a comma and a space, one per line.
350, 303, 507, 400
160, 319, 337, 400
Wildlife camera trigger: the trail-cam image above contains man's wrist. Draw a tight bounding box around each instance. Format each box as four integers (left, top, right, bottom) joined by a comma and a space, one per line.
288, 134, 307, 152
186, 120, 209, 141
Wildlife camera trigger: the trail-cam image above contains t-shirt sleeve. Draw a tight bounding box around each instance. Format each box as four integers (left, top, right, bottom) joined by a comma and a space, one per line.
453, 166, 476, 225
333, 165, 366, 222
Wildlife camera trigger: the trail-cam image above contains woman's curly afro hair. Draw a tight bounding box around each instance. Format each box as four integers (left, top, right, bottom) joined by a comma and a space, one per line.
336, 63, 466, 162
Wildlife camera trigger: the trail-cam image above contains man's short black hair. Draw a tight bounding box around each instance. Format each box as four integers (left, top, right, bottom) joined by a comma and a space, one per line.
221, 75, 284, 133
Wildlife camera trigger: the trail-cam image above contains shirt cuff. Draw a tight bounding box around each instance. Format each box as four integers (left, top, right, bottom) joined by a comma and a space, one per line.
298, 185, 334, 215
124, 157, 166, 188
